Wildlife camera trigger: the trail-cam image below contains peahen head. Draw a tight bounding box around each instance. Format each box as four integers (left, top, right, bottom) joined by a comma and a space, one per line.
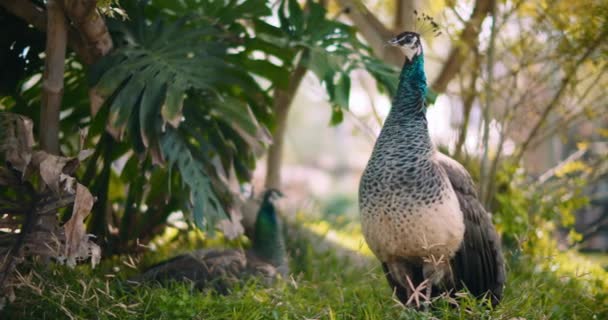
387, 31, 428, 113
252, 188, 286, 267
389, 31, 423, 63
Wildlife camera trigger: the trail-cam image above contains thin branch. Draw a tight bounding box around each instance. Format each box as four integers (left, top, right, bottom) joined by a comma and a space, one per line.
430, 0, 491, 93
394, 0, 415, 32
484, 73, 519, 206
536, 148, 587, 185
454, 51, 480, 159
513, 29, 608, 163
335, 0, 402, 66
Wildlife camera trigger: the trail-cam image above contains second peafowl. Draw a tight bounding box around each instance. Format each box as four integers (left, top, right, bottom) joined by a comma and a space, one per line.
131, 189, 287, 293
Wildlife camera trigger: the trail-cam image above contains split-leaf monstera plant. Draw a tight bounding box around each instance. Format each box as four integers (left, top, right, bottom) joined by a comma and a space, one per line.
1, 0, 399, 254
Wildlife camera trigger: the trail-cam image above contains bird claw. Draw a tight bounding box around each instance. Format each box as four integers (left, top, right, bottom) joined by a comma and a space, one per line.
405, 275, 431, 308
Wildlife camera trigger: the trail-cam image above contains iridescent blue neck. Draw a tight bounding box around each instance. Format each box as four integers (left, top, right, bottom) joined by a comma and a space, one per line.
252, 202, 285, 267
380, 53, 432, 153
388, 54, 428, 123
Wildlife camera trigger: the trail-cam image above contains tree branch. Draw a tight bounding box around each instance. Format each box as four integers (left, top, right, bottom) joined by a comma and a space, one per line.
335, 0, 403, 66
61, 0, 113, 64
454, 51, 480, 159
430, 0, 491, 93
513, 29, 608, 163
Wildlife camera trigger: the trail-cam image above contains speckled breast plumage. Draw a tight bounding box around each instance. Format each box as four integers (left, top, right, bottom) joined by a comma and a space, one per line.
359, 125, 465, 262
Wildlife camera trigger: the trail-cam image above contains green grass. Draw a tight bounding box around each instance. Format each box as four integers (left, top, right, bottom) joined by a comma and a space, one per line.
4, 221, 608, 319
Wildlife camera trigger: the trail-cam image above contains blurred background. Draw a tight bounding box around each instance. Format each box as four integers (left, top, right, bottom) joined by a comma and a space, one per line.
1, 0, 607, 318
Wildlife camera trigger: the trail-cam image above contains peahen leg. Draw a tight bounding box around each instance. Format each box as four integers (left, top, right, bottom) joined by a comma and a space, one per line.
422, 255, 449, 304
386, 260, 431, 308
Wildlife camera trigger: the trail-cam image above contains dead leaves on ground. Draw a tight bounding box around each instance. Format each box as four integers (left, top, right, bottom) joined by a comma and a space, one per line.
0, 112, 100, 307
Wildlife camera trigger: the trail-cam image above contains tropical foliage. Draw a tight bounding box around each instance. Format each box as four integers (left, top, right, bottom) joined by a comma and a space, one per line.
0, 0, 399, 254
1, 0, 607, 317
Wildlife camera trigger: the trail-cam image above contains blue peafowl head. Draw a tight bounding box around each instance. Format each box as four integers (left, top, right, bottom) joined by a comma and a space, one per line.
389, 32, 422, 63
261, 188, 283, 208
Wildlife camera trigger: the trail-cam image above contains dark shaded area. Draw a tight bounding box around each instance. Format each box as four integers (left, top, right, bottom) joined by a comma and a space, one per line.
0, 6, 45, 96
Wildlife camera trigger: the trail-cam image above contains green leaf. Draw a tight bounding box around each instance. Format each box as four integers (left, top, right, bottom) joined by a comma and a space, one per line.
287, 0, 304, 36
139, 78, 166, 148
241, 57, 289, 89
160, 80, 185, 128
161, 128, 227, 231
330, 107, 344, 126
333, 73, 351, 110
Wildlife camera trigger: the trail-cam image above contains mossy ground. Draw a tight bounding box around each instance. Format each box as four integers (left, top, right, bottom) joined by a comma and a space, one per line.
4, 219, 607, 320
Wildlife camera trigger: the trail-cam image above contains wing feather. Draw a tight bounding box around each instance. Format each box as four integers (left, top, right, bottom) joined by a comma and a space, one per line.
436, 153, 505, 305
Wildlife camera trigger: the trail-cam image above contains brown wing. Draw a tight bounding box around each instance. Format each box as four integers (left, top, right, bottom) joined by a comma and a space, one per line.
436, 153, 506, 305
132, 249, 247, 293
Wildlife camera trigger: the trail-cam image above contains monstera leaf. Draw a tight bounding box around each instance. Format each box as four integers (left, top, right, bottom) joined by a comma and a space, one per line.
250, 0, 400, 125
89, 8, 271, 231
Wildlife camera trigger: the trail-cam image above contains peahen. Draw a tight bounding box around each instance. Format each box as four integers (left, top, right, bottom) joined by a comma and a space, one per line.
359, 31, 505, 307
131, 189, 287, 293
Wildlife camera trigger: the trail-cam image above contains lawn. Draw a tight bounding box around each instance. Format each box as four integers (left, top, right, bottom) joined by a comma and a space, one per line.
4, 219, 607, 320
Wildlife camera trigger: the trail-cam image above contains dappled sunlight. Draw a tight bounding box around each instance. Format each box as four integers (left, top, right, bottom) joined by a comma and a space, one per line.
1, 0, 606, 318
302, 219, 374, 258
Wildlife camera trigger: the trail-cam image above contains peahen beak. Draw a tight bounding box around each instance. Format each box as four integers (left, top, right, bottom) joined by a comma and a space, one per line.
387, 37, 401, 46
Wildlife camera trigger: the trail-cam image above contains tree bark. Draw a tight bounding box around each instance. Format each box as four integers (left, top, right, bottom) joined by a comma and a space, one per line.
61, 0, 113, 64
40, 0, 68, 155
264, 63, 308, 189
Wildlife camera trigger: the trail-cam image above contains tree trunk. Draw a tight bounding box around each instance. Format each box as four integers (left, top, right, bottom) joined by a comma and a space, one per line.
40, 0, 68, 155
264, 64, 308, 189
